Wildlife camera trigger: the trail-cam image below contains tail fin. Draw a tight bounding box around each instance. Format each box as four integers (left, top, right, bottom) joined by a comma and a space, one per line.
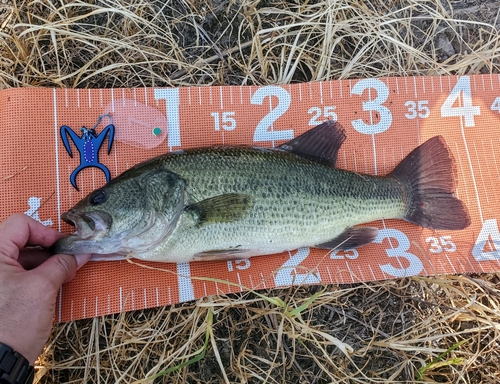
389, 136, 470, 230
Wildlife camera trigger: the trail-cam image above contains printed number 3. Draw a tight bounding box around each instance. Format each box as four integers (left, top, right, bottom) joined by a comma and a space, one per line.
374, 228, 424, 277
351, 78, 393, 135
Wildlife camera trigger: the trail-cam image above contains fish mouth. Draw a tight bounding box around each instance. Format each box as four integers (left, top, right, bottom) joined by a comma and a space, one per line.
61, 210, 112, 240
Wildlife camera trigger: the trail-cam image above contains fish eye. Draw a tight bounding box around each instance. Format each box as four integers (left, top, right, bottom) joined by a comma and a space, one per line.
89, 190, 107, 205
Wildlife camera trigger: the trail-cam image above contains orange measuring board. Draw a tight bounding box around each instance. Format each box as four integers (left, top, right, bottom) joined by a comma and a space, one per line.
1, 75, 500, 322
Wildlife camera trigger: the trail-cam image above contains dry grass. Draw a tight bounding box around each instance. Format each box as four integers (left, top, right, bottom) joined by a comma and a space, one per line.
1, 0, 500, 382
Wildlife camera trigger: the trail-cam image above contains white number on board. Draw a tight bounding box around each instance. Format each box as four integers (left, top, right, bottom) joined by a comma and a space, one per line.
227, 259, 251, 272
211, 111, 236, 131
330, 248, 359, 260
405, 100, 430, 119
374, 228, 424, 277
490, 97, 500, 113
308, 106, 338, 125
274, 248, 321, 286
350, 78, 393, 135
440, 76, 480, 127
426, 236, 457, 254
472, 219, 500, 261
251, 86, 293, 143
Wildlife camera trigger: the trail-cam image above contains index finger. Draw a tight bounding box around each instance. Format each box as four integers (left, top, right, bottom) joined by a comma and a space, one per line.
0, 213, 64, 250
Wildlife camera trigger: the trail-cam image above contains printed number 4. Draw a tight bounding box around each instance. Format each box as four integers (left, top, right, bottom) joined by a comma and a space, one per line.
440, 76, 480, 127
472, 219, 500, 261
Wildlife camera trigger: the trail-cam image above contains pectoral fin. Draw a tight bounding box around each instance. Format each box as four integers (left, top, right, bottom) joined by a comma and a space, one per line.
185, 193, 253, 226
316, 227, 378, 250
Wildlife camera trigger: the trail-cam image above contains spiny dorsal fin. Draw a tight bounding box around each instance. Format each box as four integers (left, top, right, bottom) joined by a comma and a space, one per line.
278, 120, 346, 166
185, 193, 253, 226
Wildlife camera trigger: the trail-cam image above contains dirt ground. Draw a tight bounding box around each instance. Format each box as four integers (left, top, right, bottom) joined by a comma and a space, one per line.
1, 0, 500, 383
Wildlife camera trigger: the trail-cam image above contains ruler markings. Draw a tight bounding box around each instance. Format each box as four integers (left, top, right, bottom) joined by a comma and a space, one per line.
239, 85, 243, 105
421, 76, 426, 94
76, 88, 80, 108
88, 89, 92, 108
108, 294, 110, 315
454, 142, 471, 208
198, 86, 202, 105
144, 87, 148, 106
83, 298, 87, 319
481, 74, 485, 91
339, 79, 342, 98
219, 86, 224, 110
326, 266, 333, 282
490, 139, 500, 181
346, 261, 354, 283
431, 76, 435, 93
489, 73, 494, 90
473, 142, 489, 204
329, 80, 333, 99
119, 287, 123, 312
260, 272, 267, 289
319, 81, 323, 105
299, 82, 303, 102
53, 88, 62, 231
99, 88, 103, 107
230, 85, 233, 105
110, 88, 115, 112
133, 88, 137, 106
460, 116, 484, 223
168, 287, 172, 305
187, 87, 192, 105
95, 297, 99, 317
237, 272, 242, 287
249, 274, 255, 289
65, 88, 69, 107
131, 290, 135, 310
404, 76, 408, 94
445, 255, 457, 274
155, 287, 159, 307
209, 87, 213, 105
368, 265, 376, 281
395, 76, 399, 95
71, 300, 74, 321
144, 288, 147, 307
58, 286, 63, 323
203, 282, 207, 297
413, 76, 418, 98
121, 89, 125, 106
439, 76, 443, 93
309, 82, 313, 100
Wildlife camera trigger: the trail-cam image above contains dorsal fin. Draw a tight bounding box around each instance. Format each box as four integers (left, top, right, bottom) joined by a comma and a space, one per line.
277, 120, 346, 166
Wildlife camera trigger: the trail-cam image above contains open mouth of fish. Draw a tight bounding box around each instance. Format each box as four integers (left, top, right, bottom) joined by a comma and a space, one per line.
61, 210, 112, 241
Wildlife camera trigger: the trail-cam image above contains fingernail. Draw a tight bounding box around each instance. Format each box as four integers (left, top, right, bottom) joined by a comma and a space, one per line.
75, 254, 92, 270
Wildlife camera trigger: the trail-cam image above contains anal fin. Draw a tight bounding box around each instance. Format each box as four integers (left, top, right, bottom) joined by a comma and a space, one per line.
315, 227, 378, 250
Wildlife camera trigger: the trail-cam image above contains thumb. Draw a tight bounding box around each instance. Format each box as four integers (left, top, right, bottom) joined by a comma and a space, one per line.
34, 253, 91, 285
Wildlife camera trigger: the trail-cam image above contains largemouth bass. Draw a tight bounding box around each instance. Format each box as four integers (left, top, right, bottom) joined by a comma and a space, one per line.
53, 121, 470, 262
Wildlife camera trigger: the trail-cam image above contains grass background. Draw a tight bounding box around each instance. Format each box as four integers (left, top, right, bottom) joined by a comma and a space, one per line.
1, 0, 500, 382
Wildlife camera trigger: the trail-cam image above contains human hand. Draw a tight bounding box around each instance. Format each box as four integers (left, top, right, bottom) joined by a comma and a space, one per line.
0, 214, 91, 364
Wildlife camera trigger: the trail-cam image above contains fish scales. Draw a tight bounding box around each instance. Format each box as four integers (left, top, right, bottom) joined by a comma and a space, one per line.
52, 121, 470, 262
130, 147, 406, 261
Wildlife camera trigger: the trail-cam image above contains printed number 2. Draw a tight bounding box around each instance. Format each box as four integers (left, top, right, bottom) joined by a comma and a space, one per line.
350, 78, 393, 135
440, 76, 480, 127
274, 248, 321, 286
251, 86, 294, 143
374, 229, 424, 277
